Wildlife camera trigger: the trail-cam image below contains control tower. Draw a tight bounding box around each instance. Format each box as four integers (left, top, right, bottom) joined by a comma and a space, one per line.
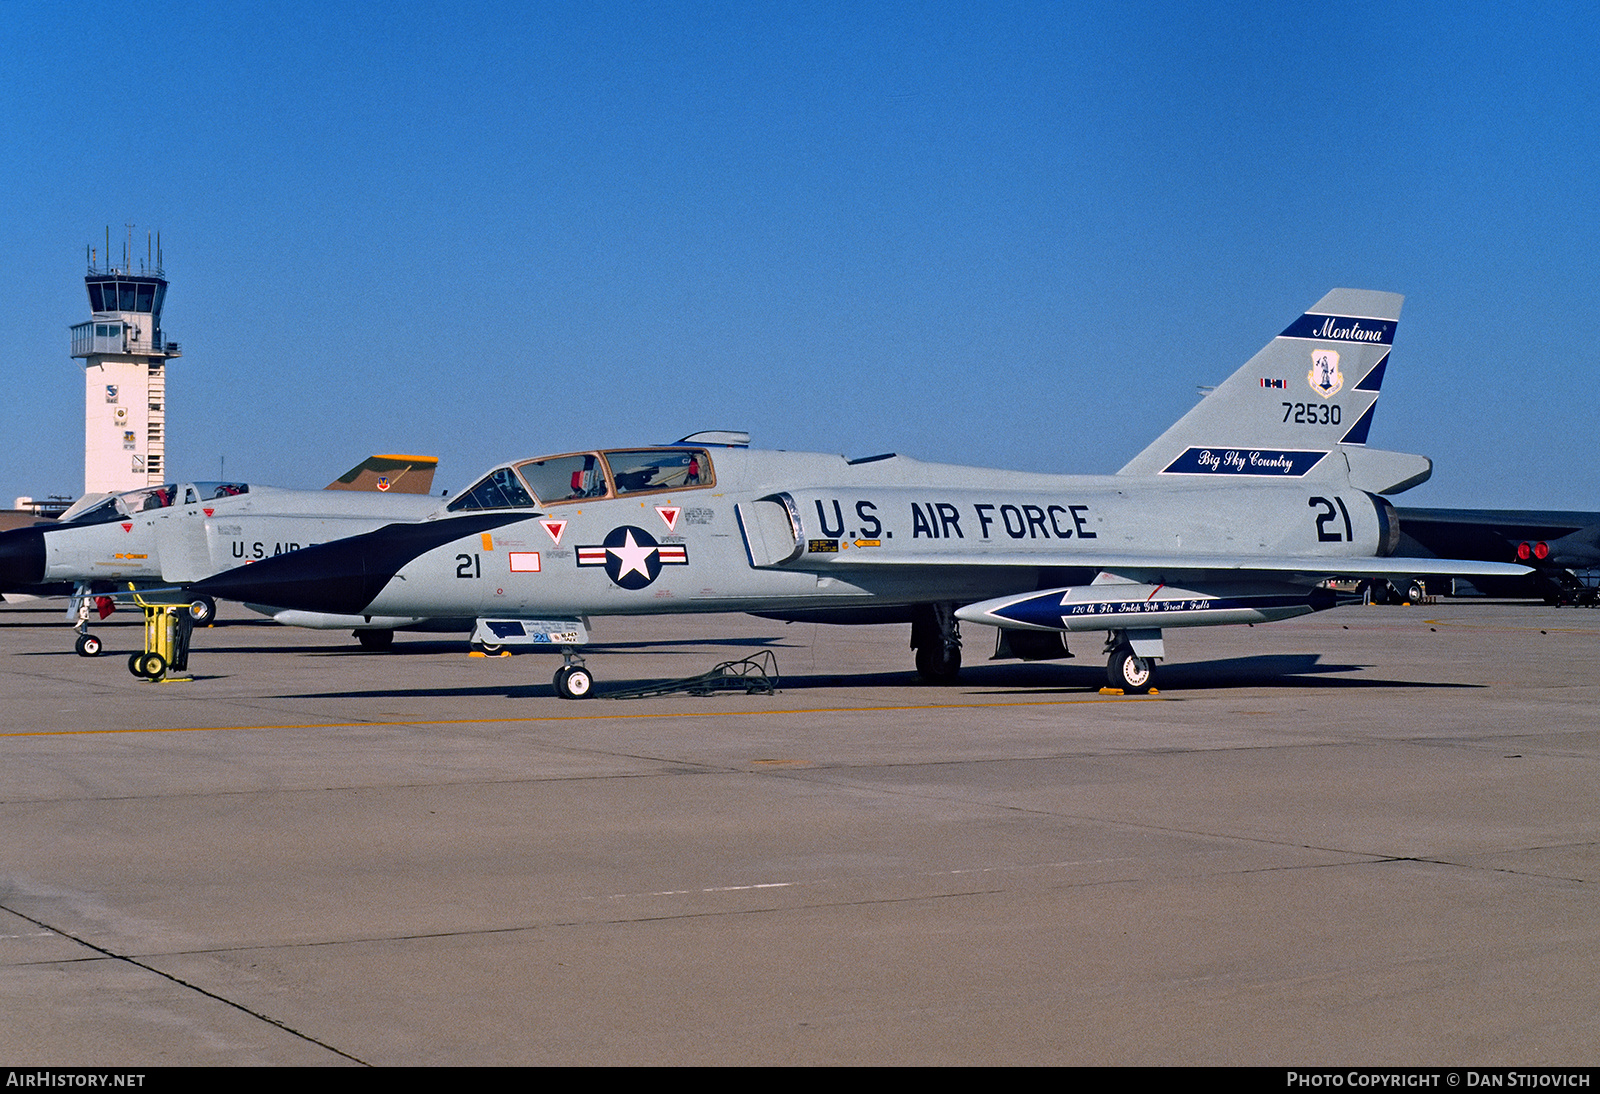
69, 230, 181, 493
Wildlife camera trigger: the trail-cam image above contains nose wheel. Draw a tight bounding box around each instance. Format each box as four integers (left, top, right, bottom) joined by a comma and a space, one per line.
553, 663, 594, 699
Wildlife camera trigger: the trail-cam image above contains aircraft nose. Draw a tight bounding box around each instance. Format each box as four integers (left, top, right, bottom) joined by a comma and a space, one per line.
0, 527, 47, 590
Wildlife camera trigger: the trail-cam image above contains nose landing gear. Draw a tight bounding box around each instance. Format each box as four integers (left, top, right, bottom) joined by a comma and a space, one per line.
553, 659, 594, 699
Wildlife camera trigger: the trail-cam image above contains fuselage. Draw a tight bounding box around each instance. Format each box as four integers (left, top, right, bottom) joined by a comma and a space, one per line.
195, 445, 1397, 620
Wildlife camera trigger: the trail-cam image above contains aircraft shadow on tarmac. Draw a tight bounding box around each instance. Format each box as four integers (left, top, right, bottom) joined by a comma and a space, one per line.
742, 653, 1481, 694
942, 653, 1482, 692
271, 650, 1482, 701
171, 635, 797, 659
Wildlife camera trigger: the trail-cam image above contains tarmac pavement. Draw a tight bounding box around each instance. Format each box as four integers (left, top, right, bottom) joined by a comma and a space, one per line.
0, 599, 1595, 1065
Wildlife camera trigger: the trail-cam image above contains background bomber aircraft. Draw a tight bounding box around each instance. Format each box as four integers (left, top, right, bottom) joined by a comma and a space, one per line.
0, 454, 446, 655
195, 289, 1529, 696
1389, 506, 1600, 605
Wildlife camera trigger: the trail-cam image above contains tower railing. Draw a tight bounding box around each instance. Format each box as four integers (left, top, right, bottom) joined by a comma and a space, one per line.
85, 264, 164, 278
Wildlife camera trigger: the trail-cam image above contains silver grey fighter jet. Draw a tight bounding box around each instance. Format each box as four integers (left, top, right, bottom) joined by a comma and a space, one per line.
193, 290, 1529, 695
0, 455, 444, 655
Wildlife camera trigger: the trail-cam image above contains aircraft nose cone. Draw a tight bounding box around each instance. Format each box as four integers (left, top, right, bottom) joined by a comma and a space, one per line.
0, 527, 47, 590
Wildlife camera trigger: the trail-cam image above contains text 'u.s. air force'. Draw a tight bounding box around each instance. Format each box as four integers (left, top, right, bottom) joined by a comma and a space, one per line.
812, 499, 1097, 541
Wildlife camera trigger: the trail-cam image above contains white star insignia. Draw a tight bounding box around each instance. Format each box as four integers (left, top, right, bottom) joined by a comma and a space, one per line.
608, 530, 656, 580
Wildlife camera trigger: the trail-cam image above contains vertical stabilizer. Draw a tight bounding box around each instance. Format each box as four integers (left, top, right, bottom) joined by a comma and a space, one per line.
1118, 289, 1403, 481
325, 454, 439, 494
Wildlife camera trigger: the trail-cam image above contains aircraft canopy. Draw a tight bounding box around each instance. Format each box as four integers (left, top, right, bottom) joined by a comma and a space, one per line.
59, 482, 250, 525
447, 448, 714, 513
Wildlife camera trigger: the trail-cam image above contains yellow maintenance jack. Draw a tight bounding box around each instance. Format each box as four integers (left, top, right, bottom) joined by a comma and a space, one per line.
127, 586, 195, 683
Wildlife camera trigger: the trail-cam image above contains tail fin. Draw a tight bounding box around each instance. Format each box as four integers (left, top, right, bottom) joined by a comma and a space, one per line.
1118, 289, 1424, 490
325, 454, 439, 494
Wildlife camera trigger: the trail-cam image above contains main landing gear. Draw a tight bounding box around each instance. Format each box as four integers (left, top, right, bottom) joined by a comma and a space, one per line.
1106, 646, 1154, 693
911, 602, 962, 682
1103, 629, 1161, 694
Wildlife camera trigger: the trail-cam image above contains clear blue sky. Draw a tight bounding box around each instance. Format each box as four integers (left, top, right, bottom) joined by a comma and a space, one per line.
4, 1, 1597, 509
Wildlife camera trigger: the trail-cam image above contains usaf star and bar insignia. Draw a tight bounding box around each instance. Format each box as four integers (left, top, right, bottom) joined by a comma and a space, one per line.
576, 525, 689, 590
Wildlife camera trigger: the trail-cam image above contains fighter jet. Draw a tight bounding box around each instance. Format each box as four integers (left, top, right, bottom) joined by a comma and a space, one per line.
0, 455, 444, 655
193, 290, 1529, 695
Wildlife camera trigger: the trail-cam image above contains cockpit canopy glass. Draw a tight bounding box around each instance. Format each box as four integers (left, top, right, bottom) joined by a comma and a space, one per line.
602, 449, 710, 493
444, 448, 715, 512
61, 481, 250, 524
191, 482, 249, 502
446, 467, 537, 512
515, 454, 605, 503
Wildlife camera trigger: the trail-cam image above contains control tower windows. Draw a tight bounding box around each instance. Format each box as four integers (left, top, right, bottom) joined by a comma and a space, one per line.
85, 278, 164, 315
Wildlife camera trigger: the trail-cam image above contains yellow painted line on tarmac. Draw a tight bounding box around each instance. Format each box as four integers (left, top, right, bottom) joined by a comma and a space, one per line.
0, 694, 1164, 739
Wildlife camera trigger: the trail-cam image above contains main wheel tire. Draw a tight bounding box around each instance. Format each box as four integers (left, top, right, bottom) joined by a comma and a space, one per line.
76, 633, 103, 657
1107, 649, 1154, 693
914, 643, 961, 683
554, 664, 594, 699
187, 596, 217, 625
356, 628, 394, 651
